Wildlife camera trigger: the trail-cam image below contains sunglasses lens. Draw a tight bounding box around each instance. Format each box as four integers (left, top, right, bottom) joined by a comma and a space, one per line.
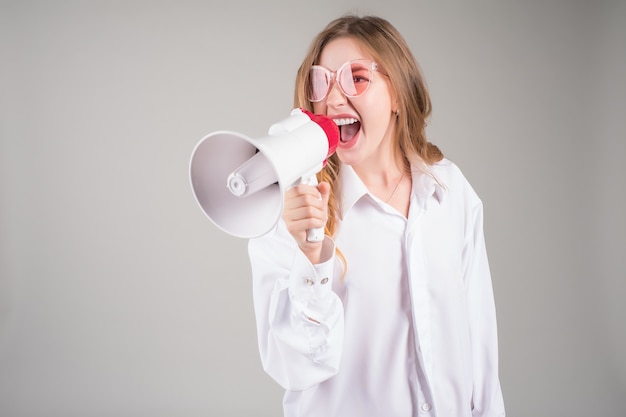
308, 67, 330, 102
340, 62, 371, 97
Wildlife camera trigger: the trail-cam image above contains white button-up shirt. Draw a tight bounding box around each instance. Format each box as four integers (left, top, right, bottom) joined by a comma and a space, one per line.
248, 159, 505, 417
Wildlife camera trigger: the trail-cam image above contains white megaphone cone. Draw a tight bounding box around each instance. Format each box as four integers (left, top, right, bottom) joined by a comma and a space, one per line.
189, 108, 339, 241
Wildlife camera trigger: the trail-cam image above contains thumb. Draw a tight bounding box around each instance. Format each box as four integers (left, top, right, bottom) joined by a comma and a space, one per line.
317, 181, 331, 206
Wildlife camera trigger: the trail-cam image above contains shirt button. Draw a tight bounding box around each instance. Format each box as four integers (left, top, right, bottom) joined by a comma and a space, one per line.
320, 277, 329, 285
304, 278, 314, 286
421, 403, 431, 412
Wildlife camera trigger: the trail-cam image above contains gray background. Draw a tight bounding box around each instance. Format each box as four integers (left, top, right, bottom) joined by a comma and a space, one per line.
1, 1, 625, 416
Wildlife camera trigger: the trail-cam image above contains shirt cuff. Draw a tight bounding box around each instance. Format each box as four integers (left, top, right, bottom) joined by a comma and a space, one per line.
289, 236, 336, 305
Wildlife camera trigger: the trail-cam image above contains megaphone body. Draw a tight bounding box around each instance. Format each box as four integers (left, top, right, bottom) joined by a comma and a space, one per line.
190, 108, 339, 241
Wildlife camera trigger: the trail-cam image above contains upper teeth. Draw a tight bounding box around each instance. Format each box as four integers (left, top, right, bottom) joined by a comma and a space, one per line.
334, 118, 358, 126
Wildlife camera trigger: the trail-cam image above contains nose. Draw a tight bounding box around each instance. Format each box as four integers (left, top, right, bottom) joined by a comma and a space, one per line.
325, 78, 347, 108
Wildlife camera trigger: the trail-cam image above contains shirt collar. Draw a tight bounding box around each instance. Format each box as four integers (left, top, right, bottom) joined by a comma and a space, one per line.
339, 162, 446, 218
410, 161, 447, 210
339, 164, 370, 219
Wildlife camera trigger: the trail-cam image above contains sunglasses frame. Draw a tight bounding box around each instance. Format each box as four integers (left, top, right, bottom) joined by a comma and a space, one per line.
308, 59, 381, 103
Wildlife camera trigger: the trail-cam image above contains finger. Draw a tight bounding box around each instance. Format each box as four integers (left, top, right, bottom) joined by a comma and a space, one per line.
284, 184, 318, 207
285, 202, 325, 223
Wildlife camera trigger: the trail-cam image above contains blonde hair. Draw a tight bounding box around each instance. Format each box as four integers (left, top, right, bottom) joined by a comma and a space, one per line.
294, 15, 443, 239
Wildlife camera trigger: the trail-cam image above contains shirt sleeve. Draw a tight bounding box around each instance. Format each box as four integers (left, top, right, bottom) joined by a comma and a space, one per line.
464, 201, 506, 417
248, 220, 344, 391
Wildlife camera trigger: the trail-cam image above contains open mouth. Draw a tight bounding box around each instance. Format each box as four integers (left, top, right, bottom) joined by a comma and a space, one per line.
334, 117, 361, 143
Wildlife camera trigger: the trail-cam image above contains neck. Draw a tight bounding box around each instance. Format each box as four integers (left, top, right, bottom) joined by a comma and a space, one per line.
352, 151, 407, 189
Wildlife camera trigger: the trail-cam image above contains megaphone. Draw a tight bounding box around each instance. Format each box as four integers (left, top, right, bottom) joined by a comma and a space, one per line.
189, 108, 339, 241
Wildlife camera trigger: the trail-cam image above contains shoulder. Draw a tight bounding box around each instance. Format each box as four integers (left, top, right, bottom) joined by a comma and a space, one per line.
430, 157, 467, 184
429, 158, 482, 208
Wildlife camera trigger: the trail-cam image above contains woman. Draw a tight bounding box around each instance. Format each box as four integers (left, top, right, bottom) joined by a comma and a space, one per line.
248, 15, 505, 417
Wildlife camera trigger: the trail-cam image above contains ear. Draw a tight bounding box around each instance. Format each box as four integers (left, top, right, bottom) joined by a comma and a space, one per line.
392, 98, 400, 116
390, 90, 400, 114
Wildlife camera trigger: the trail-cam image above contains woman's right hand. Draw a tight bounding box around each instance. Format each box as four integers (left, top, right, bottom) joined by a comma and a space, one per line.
282, 181, 330, 264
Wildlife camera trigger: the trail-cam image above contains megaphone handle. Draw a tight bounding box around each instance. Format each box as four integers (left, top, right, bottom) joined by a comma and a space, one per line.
301, 175, 325, 242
